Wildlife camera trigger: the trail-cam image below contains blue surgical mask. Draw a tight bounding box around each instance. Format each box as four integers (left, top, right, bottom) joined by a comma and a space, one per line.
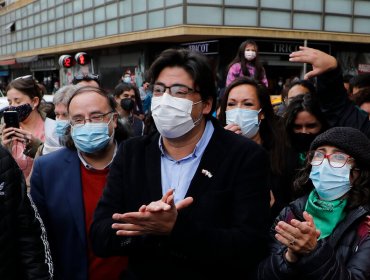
55, 119, 69, 137
226, 108, 260, 138
71, 122, 112, 153
309, 159, 351, 201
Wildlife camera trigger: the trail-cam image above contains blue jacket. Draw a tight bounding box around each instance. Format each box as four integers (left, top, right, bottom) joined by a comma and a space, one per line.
31, 148, 88, 280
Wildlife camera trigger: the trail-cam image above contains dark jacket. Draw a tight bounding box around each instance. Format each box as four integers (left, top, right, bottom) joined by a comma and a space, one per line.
91, 119, 271, 280
316, 67, 370, 137
0, 146, 53, 280
258, 195, 370, 279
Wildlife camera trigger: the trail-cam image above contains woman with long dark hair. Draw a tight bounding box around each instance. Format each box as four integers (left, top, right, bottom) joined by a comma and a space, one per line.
218, 76, 289, 220
226, 40, 268, 87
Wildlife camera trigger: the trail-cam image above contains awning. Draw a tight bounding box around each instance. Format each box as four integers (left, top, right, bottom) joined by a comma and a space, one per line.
0, 59, 16, 66
16, 56, 38, 63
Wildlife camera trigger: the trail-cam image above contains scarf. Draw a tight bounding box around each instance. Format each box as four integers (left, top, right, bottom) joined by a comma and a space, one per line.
304, 190, 347, 240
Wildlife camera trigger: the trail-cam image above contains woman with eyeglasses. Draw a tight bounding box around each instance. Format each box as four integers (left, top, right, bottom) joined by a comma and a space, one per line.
1, 75, 46, 180
258, 126, 370, 280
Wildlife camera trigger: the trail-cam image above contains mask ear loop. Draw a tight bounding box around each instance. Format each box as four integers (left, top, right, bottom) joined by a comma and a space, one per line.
257, 108, 262, 127
192, 100, 203, 126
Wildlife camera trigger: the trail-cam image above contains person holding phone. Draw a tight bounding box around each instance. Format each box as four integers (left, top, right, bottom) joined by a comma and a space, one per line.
1, 75, 46, 181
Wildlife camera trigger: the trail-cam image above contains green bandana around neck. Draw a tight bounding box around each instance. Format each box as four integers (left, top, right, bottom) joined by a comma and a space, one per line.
304, 190, 347, 240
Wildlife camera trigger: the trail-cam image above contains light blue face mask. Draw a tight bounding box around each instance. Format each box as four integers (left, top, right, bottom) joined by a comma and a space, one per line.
226, 108, 260, 138
309, 159, 351, 201
55, 119, 69, 137
71, 122, 112, 154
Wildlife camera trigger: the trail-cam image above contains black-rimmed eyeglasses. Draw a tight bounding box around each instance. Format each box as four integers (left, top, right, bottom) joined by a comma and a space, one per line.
310, 150, 352, 168
153, 83, 197, 98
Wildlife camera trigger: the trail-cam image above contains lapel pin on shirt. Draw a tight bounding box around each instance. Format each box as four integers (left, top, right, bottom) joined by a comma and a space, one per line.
201, 169, 213, 178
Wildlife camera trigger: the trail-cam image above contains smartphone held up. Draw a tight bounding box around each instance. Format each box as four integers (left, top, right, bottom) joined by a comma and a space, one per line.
4, 111, 20, 128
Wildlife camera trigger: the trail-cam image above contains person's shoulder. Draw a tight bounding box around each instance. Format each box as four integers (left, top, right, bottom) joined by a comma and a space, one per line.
120, 132, 159, 150
0, 145, 18, 169
229, 62, 241, 70
212, 121, 265, 152
36, 147, 75, 164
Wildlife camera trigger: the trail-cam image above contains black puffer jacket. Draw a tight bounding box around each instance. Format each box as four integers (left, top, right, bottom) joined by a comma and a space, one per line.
258, 195, 370, 280
0, 146, 53, 279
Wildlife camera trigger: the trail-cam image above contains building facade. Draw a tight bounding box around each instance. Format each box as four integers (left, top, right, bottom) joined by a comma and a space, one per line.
1, 0, 370, 93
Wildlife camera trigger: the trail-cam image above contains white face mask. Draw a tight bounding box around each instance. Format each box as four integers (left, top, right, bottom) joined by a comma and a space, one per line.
226, 108, 260, 138
151, 93, 202, 138
123, 76, 131, 83
244, 50, 256, 61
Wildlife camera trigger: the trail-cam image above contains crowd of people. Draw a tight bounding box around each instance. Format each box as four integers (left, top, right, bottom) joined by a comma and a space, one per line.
1, 42, 370, 279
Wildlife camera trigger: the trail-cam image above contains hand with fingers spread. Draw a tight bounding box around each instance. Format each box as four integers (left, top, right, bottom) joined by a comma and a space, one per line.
275, 211, 320, 263
289, 46, 338, 80
112, 189, 193, 236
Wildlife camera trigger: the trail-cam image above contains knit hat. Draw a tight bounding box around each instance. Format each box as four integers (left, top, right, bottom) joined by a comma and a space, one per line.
310, 127, 370, 167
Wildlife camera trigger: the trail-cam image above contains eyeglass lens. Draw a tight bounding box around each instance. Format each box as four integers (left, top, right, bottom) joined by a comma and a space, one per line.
311, 151, 349, 168
153, 84, 193, 96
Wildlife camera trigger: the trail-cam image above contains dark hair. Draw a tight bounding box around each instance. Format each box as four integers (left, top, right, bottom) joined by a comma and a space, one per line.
294, 153, 370, 210
353, 87, 370, 108
343, 74, 354, 83
218, 77, 287, 175
113, 82, 144, 114
283, 93, 328, 143
6, 75, 44, 110
147, 48, 217, 116
350, 73, 370, 90
64, 86, 129, 149
226, 40, 265, 83
288, 79, 316, 96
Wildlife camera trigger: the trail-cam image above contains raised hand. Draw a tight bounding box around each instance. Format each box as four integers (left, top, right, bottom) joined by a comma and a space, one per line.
289, 46, 338, 79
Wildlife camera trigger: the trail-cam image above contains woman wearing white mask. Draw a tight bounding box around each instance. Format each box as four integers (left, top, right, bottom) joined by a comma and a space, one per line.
226, 40, 268, 87
218, 77, 291, 222
258, 126, 370, 280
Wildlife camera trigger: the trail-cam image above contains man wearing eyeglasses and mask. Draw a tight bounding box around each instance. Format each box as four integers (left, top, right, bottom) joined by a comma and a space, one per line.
90, 49, 270, 279
30, 86, 129, 280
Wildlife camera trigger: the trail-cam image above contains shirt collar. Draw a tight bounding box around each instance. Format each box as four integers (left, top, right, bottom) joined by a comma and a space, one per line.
158, 120, 214, 161
77, 141, 118, 170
